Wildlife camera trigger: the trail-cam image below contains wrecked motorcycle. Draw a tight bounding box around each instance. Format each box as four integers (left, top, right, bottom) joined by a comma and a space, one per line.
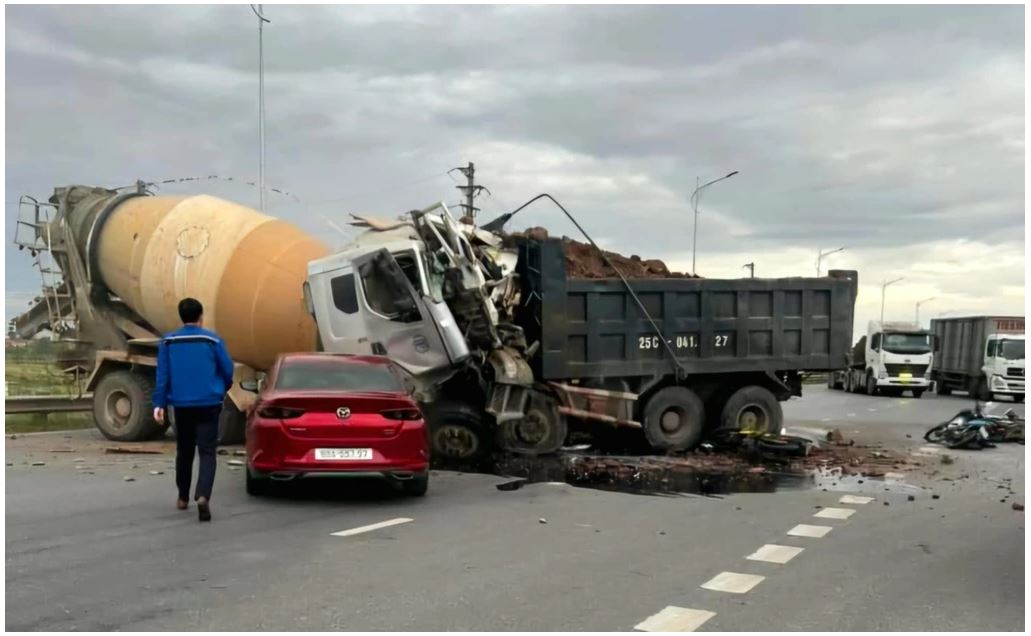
982, 408, 1025, 444
924, 402, 997, 449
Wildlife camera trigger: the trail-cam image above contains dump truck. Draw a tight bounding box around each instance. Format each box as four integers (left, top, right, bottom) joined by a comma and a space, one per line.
827, 321, 933, 397
304, 202, 859, 458
930, 316, 1025, 402
12, 184, 329, 442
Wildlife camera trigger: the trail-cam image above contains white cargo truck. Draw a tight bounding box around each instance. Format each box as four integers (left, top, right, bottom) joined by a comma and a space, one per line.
930, 316, 1025, 402
828, 321, 933, 397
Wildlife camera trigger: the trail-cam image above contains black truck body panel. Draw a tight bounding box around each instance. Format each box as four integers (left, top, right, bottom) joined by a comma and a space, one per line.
516, 239, 858, 381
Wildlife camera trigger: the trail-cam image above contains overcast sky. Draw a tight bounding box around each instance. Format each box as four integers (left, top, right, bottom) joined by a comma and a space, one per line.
5, 4, 1025, 339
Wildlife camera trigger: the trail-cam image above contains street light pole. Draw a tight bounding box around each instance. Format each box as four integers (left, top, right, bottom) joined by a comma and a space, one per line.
250, 5, 270, 212
743, 262, 754, 278
691, 170, 738, 276
915, 297, 936, 325
816, 246, 845, 277
880, 277, 904, 324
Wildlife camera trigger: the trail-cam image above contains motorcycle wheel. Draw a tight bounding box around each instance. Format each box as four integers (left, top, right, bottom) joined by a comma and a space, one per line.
945, 431, 979, 449
924, 424, 947, 443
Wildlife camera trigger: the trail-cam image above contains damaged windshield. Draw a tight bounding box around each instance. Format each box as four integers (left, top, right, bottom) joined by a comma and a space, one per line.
881, 332, 931, 354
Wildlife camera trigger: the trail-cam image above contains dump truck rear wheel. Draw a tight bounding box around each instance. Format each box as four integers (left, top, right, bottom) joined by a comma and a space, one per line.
498, 393, 567, 455
642, 386, 705, 451
721, 385, 783, 437
93, 370, 160, 442
218, 399, 246, 446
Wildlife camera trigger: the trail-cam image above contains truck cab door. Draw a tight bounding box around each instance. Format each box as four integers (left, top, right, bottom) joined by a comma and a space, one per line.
350, 248, 467, 377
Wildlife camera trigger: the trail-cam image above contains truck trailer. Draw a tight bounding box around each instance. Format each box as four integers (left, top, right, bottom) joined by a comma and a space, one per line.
827, 321, 933, 397
930, 316, 1025, 402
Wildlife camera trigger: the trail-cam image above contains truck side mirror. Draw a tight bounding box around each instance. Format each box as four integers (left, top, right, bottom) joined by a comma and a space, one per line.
240, 380, 259, 393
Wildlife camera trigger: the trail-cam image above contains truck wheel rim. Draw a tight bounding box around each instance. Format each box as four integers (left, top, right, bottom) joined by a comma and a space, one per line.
660, 408, 685, 434
515, 410, 550, 445
738, 406, 767, 435
105, 391, 132, 429
433, 425, 478, 459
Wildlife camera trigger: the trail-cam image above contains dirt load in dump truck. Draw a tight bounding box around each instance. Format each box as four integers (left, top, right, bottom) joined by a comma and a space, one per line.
304, 203, 859, 460
12, 184, 329, 443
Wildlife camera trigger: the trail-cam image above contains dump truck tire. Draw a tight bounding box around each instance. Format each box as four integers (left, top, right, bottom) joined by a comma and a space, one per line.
218, 399, 246, 445
428, 402, 489, 463
498, 393, 567, 455
642, 386, 705, 451
93, 370, 160, 442
720, 385, 783, 437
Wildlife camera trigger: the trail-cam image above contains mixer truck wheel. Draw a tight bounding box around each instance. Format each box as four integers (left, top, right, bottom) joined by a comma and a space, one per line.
642, 386, 705, 451
720, 385, 783, 437
93, 370, 161, 442
217, 400, 246, 446
428, 402, 490, 464
498, 393, 567, 455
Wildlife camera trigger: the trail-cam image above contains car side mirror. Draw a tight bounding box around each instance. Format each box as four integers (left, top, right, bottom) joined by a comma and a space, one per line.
240, 380, 259, 393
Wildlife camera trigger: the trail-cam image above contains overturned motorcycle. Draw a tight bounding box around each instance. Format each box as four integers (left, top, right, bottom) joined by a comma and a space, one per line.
924, 402, 1025, 449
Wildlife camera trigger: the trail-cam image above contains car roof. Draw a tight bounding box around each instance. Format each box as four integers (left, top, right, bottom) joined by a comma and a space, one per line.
277, 352, 395, 366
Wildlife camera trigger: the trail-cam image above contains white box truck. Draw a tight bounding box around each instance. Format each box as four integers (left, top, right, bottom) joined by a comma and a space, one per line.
930, 316, 1025, 402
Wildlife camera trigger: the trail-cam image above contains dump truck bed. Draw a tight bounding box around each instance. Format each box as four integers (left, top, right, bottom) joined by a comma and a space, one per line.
517, 239, 858, 380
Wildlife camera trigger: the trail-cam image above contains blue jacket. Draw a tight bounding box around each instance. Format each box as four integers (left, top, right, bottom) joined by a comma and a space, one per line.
153, 325, 235, 409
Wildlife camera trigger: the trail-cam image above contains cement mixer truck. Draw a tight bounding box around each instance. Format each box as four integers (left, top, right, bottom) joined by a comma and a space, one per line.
12, 183, 329, 443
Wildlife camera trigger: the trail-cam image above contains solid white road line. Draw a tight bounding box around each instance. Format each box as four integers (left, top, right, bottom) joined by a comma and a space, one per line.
814, 507, 856, 520
634, 606, 716, 632
839, 495, 875, 505
787, 524, 833, 538
746, 544, 805, 564
700, 571, 765, 594
330, 517, 414, 537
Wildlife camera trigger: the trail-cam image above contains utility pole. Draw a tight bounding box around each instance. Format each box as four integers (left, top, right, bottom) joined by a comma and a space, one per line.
250, 5, 270, 212
915, 297, 936, 325
816, 246, 845, 277
451, 162, 491, 221
743, 262, 755, 278
880, 277, 904, 324
691, 170, 738, 276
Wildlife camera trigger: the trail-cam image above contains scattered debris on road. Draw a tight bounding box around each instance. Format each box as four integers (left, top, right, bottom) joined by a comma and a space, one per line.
31, 461, 46, 467
105, 446, 163, 455
123, 476, 135, 482
538, 518, 548, 524
149, 470, 164, 476
1012, 503, 1024, 512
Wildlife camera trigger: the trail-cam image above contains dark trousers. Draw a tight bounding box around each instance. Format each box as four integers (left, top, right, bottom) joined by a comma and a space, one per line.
173, 406, 221, 501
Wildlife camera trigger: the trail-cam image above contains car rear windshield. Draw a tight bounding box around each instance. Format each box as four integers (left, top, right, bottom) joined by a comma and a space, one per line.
275, 360, 402, 392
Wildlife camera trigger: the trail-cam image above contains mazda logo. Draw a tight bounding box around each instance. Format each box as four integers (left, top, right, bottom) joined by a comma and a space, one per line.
336, 407, 351, 420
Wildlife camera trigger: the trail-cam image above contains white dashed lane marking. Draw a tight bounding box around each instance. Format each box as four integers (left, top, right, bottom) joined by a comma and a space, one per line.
330, 517, 413, 537
634, 606, 716, 632
746, 544, 805, 564
700, 571, 765, 594
787, 523, 833, 538
814, 507, 856, 520
839, 495, 874, 505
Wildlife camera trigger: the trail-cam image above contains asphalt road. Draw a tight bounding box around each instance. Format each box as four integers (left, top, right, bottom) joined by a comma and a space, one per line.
5, 386, 1024, 631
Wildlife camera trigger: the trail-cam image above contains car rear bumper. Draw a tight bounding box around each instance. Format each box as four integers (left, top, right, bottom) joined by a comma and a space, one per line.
249, 465, 429, 482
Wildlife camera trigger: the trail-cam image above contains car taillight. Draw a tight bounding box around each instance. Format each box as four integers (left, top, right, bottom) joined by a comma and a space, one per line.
381, 408, 422, 421
257, 406, 305, 419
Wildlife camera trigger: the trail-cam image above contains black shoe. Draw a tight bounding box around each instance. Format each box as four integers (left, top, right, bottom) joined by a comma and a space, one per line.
197, 498, 212, 522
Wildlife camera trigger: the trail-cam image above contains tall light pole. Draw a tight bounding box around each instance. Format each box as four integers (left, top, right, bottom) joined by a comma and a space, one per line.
816, 246, 845, 277
250, 5, 270, 212
742, 262, 755, 278
915, 297, 936, 325
880, 277, 904, 324
691, 170, 738, 276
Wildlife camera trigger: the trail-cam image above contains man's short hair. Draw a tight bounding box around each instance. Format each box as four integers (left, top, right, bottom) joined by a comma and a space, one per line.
178, 298, 204, 324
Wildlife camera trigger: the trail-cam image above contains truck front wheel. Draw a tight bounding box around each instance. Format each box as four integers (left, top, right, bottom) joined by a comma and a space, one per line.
93, 370, 161, 442
642, 386, 705, 451
720, 386, 783, 437
865, 373, 879, 396
498, 393, 567, 455
428, 402, 489, 464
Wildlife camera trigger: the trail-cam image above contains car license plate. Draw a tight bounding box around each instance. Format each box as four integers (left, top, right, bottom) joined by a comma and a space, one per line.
899, 372, 912, 383
315, 448, 373, 461
978, 427, 989, 440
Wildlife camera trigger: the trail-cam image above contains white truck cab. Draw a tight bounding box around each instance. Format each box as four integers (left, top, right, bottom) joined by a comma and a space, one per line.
983, 333, 1025, 398
865, 321, 933, 395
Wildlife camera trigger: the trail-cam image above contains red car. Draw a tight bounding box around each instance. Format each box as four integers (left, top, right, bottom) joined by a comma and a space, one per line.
243, 353, 429, 497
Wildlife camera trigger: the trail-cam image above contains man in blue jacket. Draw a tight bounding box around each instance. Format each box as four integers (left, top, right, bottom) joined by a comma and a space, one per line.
153, 298, 234, 522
